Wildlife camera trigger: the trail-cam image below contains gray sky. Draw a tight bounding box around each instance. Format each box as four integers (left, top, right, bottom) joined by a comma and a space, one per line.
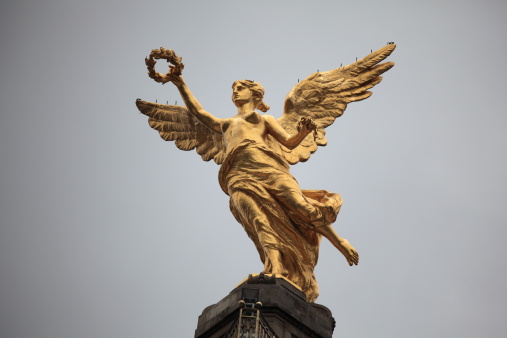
1, 1, 506, 337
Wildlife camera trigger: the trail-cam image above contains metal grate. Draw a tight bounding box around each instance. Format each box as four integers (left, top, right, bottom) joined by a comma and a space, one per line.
225, 300, 277, 338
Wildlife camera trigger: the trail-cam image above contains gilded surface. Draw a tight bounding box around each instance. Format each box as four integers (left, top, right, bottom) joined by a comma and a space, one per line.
136, 44, 395, 302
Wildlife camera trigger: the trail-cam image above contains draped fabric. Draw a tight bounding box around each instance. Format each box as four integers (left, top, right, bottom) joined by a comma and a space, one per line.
219, 140, 342, 302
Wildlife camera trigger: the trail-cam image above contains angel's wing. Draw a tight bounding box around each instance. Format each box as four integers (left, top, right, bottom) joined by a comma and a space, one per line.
276, 44, 396, 164
135, 100, 226, 164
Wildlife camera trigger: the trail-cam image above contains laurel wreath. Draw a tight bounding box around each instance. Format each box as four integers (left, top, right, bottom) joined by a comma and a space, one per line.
145, 47, 184, 84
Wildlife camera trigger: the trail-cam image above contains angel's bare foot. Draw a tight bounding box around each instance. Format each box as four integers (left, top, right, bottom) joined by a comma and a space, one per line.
313, 224, 359, 266
338, 238, 359, 266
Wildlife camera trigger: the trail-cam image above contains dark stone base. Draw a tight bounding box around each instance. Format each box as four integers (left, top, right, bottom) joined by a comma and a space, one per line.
195, 274, 335, 338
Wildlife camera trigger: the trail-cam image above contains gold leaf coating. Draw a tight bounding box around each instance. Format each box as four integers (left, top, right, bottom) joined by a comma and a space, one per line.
136, 44, 395, 301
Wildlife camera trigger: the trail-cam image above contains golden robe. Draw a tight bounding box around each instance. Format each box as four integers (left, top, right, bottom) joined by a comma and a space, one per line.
219, 140, 342, 302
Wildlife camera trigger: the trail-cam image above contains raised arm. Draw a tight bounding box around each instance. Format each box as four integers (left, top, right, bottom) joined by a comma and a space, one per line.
264, 115, 316, 149
170, 74, 223, 134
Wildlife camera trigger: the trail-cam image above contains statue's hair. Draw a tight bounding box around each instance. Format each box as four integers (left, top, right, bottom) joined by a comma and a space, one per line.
232, 80, 270, 112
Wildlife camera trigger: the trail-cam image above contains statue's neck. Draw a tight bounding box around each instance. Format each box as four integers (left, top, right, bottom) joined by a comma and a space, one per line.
236, 101, 257, 114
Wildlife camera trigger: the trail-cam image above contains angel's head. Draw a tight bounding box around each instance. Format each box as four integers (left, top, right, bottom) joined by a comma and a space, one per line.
232, 80, 270, 112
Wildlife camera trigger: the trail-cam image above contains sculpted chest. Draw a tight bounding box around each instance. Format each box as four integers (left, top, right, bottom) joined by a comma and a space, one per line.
221, 111, 263, 134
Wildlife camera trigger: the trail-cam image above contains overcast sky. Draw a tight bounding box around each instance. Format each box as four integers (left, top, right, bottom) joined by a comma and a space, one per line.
1, 1, 506, 337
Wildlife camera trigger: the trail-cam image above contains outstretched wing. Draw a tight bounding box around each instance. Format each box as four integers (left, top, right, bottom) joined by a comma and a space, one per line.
136, 100, 226, 164
276, 44, 396, 164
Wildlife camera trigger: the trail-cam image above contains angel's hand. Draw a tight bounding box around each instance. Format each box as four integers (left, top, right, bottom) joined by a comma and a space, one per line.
167, 72, 184, 87
297, 117, 317, 136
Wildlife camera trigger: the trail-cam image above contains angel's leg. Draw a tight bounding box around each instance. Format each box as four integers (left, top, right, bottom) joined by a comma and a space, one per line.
313, 225, 359, 266
230, 190, 288, 276
271, 183, 359, 265
271, 184, 324, 222
271, 183, 339, 226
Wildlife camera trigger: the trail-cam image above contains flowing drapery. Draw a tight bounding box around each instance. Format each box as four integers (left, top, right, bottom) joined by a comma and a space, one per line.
219, 140, 342, 302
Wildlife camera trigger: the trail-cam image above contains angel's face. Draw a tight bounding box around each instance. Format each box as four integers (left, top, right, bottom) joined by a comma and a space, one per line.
232, 84, 253, 105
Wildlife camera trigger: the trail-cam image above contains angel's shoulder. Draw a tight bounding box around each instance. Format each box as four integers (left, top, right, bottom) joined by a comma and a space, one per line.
261, 114, 277, 123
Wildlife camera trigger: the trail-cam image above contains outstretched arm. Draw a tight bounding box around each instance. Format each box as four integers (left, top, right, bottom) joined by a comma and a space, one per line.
170, 74, 223, 134
264, 115, 316, 149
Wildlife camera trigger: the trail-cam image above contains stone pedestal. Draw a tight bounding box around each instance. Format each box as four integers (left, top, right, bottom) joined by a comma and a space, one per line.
195, 274, 335, 338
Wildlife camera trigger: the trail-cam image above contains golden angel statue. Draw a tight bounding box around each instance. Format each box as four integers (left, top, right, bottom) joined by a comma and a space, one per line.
136, 44, 395, 302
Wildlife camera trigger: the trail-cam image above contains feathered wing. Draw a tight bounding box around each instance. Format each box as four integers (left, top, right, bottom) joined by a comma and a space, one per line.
135, 100, 226, 164
275, 44, 396, 164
